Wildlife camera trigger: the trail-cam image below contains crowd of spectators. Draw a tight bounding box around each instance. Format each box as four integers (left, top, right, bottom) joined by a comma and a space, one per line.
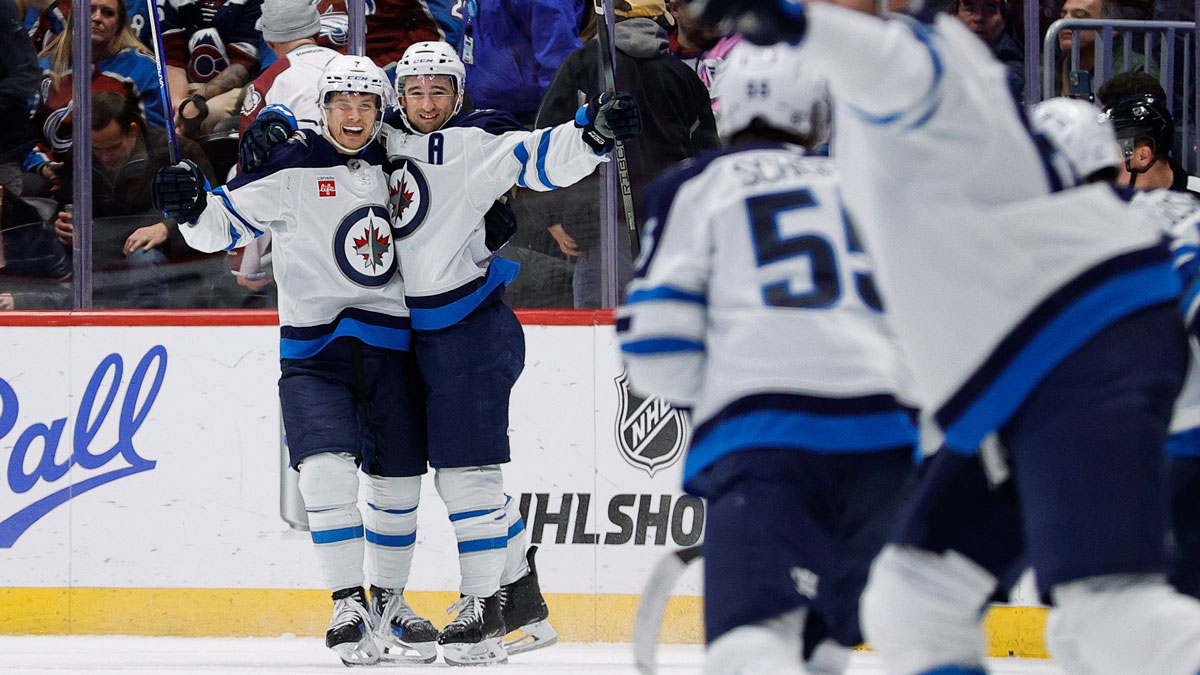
0, 0, 1195, 310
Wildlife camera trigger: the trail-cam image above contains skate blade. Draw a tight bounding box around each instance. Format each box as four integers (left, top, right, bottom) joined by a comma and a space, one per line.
378, 637, 438, 664
503, 619, 559, 656
442, 637, 508, 666
332, 634, 381, 667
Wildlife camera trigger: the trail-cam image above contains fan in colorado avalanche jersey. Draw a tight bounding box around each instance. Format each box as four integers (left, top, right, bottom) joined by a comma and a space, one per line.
619, 42, 919, 675
153, 55, 424, 668
687, 1, 1200, 674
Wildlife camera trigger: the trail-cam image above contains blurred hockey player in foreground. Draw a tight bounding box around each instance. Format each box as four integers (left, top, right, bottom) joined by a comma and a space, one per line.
619, 42, 919, 675
153, 55, 416, 666
685, 0, 1200, 674
1032, 96, 1200, 609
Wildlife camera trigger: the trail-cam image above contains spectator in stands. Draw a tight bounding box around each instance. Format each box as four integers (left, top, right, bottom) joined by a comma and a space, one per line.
53, 92, 217, 307
240, 0, 337, 134
1098, 72, 1200, 193
161, 0, 262, 138
0, 184, 71, 309
463, 0, 582, 125
26, 0, 166, 197
1056, 0, 1149, 98
1, 0, 39, 197
951, 0, 1024, 99
666, 0, 738, 100
534, 0, 717, 308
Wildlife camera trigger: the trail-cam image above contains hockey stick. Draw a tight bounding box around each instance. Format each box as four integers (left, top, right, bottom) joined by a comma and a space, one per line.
593, 0, 640, 258
145, 2, 180, 164
633, 544, 703, 675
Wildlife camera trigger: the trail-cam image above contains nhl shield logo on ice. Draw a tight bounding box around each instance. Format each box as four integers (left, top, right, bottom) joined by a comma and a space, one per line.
387, 159, 431, 238
333, 204, 396, 287
614, 369, 689, 477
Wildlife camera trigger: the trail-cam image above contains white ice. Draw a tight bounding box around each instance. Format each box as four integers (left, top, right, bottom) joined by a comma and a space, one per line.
0, 636, 1065, 674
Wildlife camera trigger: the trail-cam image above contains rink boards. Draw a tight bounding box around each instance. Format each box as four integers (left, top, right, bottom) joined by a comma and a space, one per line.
0, 311, 1047, 656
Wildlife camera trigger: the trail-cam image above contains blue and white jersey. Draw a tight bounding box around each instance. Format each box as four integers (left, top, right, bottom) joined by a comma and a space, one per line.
1134, 189, 1200, 455
179, 130, 410, 359
618, 143, 919, 490
381, 116, 603, 330
787, 3, 1179, 454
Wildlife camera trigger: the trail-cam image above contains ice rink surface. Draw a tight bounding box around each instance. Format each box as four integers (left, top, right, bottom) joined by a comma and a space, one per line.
0, 636, 1065, 674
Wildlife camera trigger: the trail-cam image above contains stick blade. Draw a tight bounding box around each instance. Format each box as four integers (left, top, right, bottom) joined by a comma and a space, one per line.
633, 545, 703, 675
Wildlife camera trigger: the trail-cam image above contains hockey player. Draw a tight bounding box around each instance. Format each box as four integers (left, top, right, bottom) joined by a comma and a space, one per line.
619, 42, 918, 675
151, 55, 422, 667
1031, 97, 1200, 607
382, 40, 639, 665
683, 1, 1200, 674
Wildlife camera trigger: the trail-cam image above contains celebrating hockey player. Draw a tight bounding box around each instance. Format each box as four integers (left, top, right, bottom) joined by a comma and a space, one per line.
152, 55, 422, 667
619, 42, 918, 675
683, 1, 1200, 674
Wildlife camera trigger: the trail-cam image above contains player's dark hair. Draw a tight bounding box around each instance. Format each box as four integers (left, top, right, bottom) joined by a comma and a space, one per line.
1096, 71, 1167, 109
729, 118, 815, 149
92, 91, 144, 133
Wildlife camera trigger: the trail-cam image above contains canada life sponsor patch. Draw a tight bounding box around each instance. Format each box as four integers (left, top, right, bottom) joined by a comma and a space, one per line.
318, 177, 337, 198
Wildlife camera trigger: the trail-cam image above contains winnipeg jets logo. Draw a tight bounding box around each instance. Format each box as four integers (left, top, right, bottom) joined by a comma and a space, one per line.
333, 205, 396, 287
614, 369, 690, 477
387, 159, 430, 238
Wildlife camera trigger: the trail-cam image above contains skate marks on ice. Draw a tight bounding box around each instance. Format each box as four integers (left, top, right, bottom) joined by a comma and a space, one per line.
0, 636, 1064, 674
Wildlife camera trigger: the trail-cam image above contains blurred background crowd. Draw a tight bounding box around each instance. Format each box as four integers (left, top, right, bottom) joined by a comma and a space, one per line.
0, 0, 1196, 310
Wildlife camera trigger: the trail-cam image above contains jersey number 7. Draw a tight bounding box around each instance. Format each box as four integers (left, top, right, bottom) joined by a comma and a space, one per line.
747, 189, 884, 312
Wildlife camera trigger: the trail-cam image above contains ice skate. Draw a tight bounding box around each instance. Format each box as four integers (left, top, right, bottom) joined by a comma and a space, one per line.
325, 587, 381, 667
500, 546, 558, 655
368, 585, 438, 664
438, 592, 508, 666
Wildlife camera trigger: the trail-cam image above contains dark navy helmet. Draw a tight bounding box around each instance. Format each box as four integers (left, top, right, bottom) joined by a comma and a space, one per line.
1100, 94, 1174, 159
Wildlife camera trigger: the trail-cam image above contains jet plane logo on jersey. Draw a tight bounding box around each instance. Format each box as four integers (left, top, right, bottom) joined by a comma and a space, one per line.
318, 179, 337, 198
387, 159, 431, 238
614, 370, 690, 477
334, 204, 396, 287
0, 346, 164, 548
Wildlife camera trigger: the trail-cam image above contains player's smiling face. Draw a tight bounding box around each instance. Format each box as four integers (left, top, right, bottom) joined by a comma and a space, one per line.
324, 91, 379, 152
401, 75, 457, 134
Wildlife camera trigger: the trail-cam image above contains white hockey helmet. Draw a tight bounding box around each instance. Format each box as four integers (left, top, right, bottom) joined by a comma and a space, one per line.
1030, 97, 1123, 186
394, 41, 466, 134
317, 54, 395, 153
712, 42, 830, 146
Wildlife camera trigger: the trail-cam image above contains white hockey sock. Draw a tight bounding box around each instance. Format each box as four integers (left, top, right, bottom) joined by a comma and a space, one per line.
860, 545, 996, 675
500, 495, 531, 586
297, 452, 365, 592
704, 607, 806, 675
435, 466, 507, 597
806, 639, 852, 675
1048, 574, 1200, 675
363, 474, 421, 590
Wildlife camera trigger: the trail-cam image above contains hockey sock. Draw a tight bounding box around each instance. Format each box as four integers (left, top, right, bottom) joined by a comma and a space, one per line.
704, 607, 805, 675
1048, 574, 1200, 675
435, 465, 507, 597
805, 639, 852, 675
297, 452, 366, 592
860, 545, 996, 675
363, 474, 421, 590
500, 495, 531, 586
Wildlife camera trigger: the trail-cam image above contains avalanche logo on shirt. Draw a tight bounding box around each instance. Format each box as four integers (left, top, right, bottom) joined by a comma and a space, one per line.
334, 204, 396, 287
387, 159, 431, 238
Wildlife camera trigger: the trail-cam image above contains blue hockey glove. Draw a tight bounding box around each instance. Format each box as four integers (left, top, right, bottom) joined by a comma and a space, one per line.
484, 194, 517, 252
152, 160, 209, 224
577, 91, 642, 154
239, 105, 298, 173
685, 0, 806, 45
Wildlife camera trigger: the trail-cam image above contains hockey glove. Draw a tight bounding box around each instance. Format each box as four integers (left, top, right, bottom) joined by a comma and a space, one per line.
685, 0, 806, 45
577, 92, 642, 154
239, 105, 298, 173
152, 160, 209, 224
484, 194, 518, 252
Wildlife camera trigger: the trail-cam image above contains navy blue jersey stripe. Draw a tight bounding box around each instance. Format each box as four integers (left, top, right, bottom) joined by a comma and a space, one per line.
694, 392, 919, 445
280, 307, 412, 340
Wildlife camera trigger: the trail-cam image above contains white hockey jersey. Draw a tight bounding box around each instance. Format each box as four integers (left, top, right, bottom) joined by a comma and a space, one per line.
618, 144, 919, 489
381, 120, 604, 329
239, 43, 339, 134
179, 130, 408, 359
787, 4, 1180, 454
